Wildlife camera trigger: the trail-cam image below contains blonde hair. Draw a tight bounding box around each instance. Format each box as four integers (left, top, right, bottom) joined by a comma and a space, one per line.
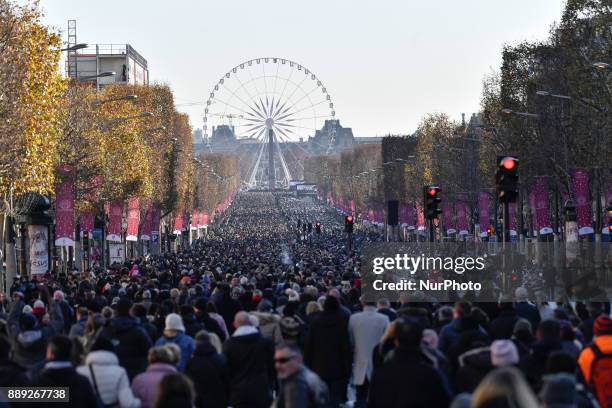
472, 367, 538, 408
148, 346, 174, 364
306, 301, 322, 316
164, 343, 181, 365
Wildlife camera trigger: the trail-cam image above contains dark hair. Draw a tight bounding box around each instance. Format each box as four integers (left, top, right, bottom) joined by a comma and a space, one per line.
116, 298, 133, 316
155, 373, 194, 408
546, 351, 577, 375
205, 301, 218, 314
323, 295, 340, 312
395, 317, 423, 348
90, 336, 115, 353
275, 341, 302, 355
180, 305, 193, 317
76, 306, 88, 317
455, 301, 472, 317
538, 319, 561, 341
48, 335, 72, 361
131, 303, 147, 318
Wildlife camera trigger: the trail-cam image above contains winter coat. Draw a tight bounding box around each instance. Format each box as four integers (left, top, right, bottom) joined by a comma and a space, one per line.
515, 301, 541, 329
489, 309, 521, 340
223, 330, 275, 408
521, 340, 562, 387
438, 317, 487, 355
11, 330, 48, 370
76, 350, 141, 408
304, 310, 352, 382
35, 365, 97, 408
250, 311, 283, 346
69, 316, 88, 339
454, 346, 493, 393
213, 293, 242, 334
183, 314, 205, 338
99, 315, 153, 380
0, 360, 30, 387
196, 311, 227, 342
155, 331, 195, 372
348, 306, 389, 385
209, 312, 229, 339
186, 340, 230, 408
131, 363, 177, 408
366, 348, 452, 408
274, 366, 330, 408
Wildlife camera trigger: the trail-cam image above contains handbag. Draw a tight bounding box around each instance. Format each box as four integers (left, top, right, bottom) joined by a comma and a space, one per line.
88, 364, 119, 408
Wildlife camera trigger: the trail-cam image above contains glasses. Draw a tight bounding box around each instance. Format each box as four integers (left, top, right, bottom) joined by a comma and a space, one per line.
274, 355, 297, 364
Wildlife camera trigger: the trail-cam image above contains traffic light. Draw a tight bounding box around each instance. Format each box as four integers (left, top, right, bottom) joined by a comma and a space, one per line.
308, 222, 312, 233
82, 230, 90, 251
487, 225, 494, 237
424, 185, 442, 220
315, 221, 321, 234
345, 215, 354, 233
496, 156, 519, 203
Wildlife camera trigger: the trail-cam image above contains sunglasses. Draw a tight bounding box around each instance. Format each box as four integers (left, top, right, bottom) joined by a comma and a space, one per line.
274, 355, 297, 364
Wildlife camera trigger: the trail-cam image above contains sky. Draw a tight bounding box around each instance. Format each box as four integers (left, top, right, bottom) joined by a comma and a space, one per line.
38, 0, 567, 137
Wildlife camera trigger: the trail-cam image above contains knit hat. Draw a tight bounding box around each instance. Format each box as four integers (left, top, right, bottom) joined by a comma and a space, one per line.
142, 290, 151, 299
32, 300, 46, 316
170, 288, 180, 299
513, 318, 532, 336
19, 313, 37, 331
594, 314, 612, 336
22, 305, 33, 314
539, 373, 576, 408
164, 313, 185, 332
490, 340, 519, 367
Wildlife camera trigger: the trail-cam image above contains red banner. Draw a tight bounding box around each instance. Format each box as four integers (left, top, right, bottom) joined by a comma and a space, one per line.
173, 211, 184, 234
478, 192, 490, 237
416, 203, 425, 230
141, 201, 153, 241
107, 201, 123, 242
191, 210, 199, 229
151, 207, 161, 233
456, 193, 469, 235
80, 211, 95, 234
55, 166, 75, 246
532, 177, 553, 235
442, 201, 455, 234
126, 197, 140, 242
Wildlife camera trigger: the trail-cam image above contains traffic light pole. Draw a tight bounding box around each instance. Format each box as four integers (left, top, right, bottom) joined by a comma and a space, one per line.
429, 220, 435, 243
347, 231, 352, 252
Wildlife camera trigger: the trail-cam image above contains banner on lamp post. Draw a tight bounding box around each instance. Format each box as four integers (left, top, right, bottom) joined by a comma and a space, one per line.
478, 192, 490, 238
456, 193, 469, 236
533, 177, 553, 235
126, 197, 140, 242
29, 225, 49, 275
571, 169, 594, 236
54, 166, 75, 246
141, 202, 153, 241
107, 201, 123, 242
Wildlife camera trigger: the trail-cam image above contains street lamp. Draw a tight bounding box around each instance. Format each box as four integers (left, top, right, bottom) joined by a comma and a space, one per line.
592, 62, 610, 71
107, 111, 154, 125
78, 71, 116, 81
535, 91, 572, 101
60, 43, 88, 52
94, 94, 138, 106
501, 108, 541, 119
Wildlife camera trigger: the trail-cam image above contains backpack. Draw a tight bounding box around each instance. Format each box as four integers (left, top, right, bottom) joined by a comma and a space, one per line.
588, 342, 612, 408
279, 315, 303, 342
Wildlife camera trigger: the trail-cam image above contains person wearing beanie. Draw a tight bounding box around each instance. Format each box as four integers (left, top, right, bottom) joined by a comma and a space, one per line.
490, 339, 519, 367
154, 313, 195, 372
250, 299, 283, 346
578, 314, 612, 408
511, 318, 535, 362
193, 298, 226, 342
76, 336, 141, 408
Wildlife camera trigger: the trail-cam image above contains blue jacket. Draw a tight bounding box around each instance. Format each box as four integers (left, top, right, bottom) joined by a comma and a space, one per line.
155, 332, 195, 372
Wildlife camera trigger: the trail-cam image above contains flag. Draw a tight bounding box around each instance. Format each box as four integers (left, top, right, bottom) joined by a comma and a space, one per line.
126, 197, 140, 242
141, 201, 153, 241
54, 166, 75, 246
478, 192, 489, 237
107, 201, 123, 242
532, 176, 553, 235
456, 193, 469, 235
571, 169, 594, 235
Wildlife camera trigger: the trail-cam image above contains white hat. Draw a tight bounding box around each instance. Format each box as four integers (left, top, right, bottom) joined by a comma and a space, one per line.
22, 305, 33, 314
33, 300, 45, 309
164, 313, 185, 332
491, 340, 519, 367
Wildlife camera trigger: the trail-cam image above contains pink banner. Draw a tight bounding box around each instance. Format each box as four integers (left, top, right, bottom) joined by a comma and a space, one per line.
141, 202, 153, 240
151, 207, 161, 233
478, 192, 489, 237
80, 211, 95, 234
173, 211, 184, 234
571, 169, 594, 235
126, 197, 140, 242
442, 201, 455, 233
456, 193, 469, 235
416, 203, 425, 230
107, 201, 123, 242
399, 203, 415, 227
54, 166, 75, 246
508, 202, 517, 234
532, 177, 553, 235
191, 210, 199, 229
200, 211, 209, 227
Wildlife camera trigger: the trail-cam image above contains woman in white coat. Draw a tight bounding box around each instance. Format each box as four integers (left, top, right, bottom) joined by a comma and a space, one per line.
77, 337, 141, 408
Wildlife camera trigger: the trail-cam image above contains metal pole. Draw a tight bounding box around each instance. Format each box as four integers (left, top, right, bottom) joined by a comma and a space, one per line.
268, 129, 275, 191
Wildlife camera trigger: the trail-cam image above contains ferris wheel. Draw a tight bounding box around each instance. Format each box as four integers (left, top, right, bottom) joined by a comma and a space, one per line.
203, 57, 337, 190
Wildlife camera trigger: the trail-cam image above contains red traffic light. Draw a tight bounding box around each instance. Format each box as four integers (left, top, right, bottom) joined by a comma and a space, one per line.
316, 222, 321, 227
499, 156, 518, 170
427, 187, 440, 197
346, 215, 353, 223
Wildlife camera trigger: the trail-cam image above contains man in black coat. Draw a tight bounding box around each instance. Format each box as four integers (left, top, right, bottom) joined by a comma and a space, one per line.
194, 298, 226, 341
34, 335, 97, 408
186, 331, 230, 408
213, 284, 243, 334
223, 311, 275, 408
304, 296, 351, 407
0, 335, 29, 387
99, 298, 152, 380
489, 302, 521, 340
367, 318, 452, 408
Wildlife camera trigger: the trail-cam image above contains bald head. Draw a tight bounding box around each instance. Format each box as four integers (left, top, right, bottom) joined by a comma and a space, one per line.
234, 311, 252, 328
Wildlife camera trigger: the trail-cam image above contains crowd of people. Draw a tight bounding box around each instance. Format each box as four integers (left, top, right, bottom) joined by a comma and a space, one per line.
0, 191, 610, 408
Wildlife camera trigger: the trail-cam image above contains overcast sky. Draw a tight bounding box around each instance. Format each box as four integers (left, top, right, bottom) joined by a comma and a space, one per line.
39, 0, 566, 137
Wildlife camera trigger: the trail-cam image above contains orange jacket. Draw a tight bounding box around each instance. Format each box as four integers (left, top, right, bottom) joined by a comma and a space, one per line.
578, 335, 612, 384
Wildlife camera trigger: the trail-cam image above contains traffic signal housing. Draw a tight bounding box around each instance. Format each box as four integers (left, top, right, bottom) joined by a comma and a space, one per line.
345, 215, 354, 233
496, 156, 519, 203
315, 221, 321, 234
424, 185, 442, 220
82, 230, 90, 252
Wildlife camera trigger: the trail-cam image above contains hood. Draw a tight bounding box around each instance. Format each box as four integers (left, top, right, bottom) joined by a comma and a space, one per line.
17, 330, 42, 347
147, 363, 177, 374
110, 315, 139, 332
251, 311, 279, 325
85, 350, 119, 366
459, 347, 492, 369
